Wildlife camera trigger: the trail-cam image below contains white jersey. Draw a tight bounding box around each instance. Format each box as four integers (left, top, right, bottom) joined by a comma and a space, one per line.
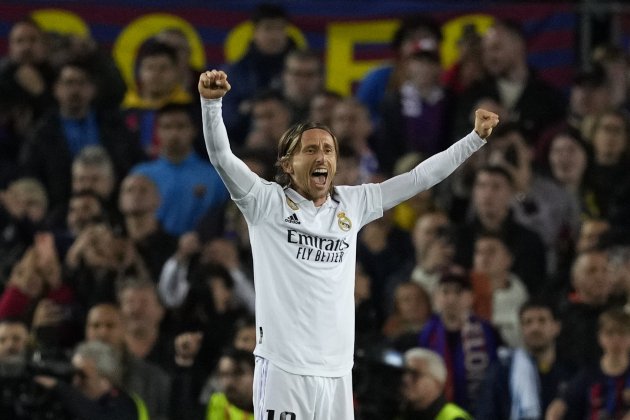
201, 97, 485, 377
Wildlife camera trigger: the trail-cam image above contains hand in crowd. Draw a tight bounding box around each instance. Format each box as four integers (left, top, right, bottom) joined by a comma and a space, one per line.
8, 248, 45, 298
174, 331, 203, 367
474, 109, 500, 139
198, 70, 231, 100
174, 231, 201, 263
32, 299, 66, 328
66, 224, 118, 270
14, 64, 46, 96
33, 232, 62, 290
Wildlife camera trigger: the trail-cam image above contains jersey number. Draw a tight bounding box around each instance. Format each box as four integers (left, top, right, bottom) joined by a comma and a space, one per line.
266, 410, 296, 420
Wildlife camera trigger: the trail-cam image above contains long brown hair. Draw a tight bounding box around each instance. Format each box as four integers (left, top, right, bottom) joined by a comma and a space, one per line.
274, 122, 339, 194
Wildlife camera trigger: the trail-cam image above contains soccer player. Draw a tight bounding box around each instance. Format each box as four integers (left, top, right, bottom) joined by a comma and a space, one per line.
198, 69, 498, 420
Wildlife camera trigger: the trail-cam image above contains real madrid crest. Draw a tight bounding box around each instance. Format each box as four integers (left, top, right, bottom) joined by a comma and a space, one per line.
286, 196, 299, 211
337, 212, 352, 231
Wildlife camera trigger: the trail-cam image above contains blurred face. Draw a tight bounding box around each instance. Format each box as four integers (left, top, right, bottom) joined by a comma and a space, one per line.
598, 324, 630, 357
549, 134, 588, 186
233, 327, 256, 353
473, 171, 513, 222
119, 287, 164, 330
473, 237, 513, 278
520, 308, 560, 353
330, 102, 372, 145
283, 129, 337, 206
592, 114, 627, 166
66, 195, 102, 236
406, 56, 441, 90
434, 283, 471, 324
138, 55, 178, 99
54, 66, 96, 117
217, 357, 254, 410
0, 323, 29, 360
9, 22, 45, 64
572, 251, 611, 305
253, 18, 288, 55
85, 305, 125, 349
402, 358, 441, 409
156, 111, 195, 160
309, 93, 341, 126
251, 99, 292, 142
569, 85, 611, 118
395, 284, 430, 323
413, 213, 450, 250
482, 25, 523, 78
6, 183, 47, 222
72, 354, 109, 400
119, 175, 160, 216
576, 220, 610, 253
282, 56, 322, 105
72, 163, 114, 199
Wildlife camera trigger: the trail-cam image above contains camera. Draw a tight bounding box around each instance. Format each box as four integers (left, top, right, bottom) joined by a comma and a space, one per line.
0, 357, 75, 420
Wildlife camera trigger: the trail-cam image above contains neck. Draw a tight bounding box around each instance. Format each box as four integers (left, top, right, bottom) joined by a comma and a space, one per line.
490, 272, 510, 290
125, 214, 158, 241
442, 313, 463, 331
529, 345, 556, 369
601, 353, 629, 376
165, 151, 190, 164
60, 107, 90, 120
505, 63, 528, 83
478, 211, 506, 232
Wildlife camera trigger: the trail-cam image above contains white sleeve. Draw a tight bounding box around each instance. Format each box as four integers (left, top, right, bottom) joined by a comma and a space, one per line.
201, 97, 259, 200
379, 130, 486, 211
157, 257, 190, 308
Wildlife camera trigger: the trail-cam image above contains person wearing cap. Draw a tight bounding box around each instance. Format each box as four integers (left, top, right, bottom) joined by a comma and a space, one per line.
377, 37, 455, 175
417, 270, 500, 414
396, 347, 472, 420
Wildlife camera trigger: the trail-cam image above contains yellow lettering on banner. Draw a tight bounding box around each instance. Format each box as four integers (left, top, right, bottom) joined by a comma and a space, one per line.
30, 9, 90, 36
440, 14, 495, 69
326, 20, 399, 96
112, 13, 206, 89
224, 22, 307, 63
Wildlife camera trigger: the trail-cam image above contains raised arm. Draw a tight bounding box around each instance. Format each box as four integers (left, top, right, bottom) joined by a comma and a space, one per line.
199, 70, 258, 199
379, 109, 499, 211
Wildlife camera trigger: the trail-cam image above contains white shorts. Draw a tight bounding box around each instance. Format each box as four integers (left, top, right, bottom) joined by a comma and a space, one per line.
253, 357, 354, 420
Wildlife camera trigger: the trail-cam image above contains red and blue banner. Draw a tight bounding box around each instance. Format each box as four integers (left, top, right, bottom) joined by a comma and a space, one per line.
0, 1, 577, 95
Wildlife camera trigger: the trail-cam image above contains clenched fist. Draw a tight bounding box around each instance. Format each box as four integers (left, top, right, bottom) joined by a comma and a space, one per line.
474, 109, 500, 139
198, 70, 231, 100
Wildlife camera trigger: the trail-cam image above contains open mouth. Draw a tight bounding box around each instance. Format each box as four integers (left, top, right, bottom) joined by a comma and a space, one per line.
311, 168, 328, 186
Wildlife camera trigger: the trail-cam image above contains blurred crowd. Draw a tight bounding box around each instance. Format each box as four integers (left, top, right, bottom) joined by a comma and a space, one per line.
1, 3, 630, 420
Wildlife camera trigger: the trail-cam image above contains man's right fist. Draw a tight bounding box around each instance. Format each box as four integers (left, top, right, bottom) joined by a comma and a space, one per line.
198, 69, 231, 99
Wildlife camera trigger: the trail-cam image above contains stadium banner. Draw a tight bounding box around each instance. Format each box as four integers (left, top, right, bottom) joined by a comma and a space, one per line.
0, 1, 576, 95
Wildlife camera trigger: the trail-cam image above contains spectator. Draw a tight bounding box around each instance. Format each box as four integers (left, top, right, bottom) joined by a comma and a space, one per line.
471, 233, 528, 347
155, 27, 198, 97
556, 249, 613, 369
454, 18, 566, 142
356, 14, 442, 124
378, 38, 454, 174
131, 103, 229, 236
308, 89, 343, 127
442, 23, 486, 95
118, 173, 177, 281
122, 40, 194, 158
454, 165, 547, 295
330, 98, 380, 182
222, 3, 296, 145
280, 49, 324, 123
0, 318, 29, 361
20, 61, 142, 215
382, 281, 431, 352
117, 278, 171, 367
85, 303, 171, 420
0, 177, 48, 284
396, 348, 472, 420
244, 89, 293, 149
418, 272, 500, 412
34, 340, 145, 420
546, 308, 630, 419
477, 299, 573, 420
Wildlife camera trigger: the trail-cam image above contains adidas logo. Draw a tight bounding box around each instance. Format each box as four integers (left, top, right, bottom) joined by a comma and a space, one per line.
284, 213, 301, 224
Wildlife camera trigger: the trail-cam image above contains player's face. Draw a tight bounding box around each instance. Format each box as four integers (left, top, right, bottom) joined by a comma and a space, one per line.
284, 128, 337, 206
